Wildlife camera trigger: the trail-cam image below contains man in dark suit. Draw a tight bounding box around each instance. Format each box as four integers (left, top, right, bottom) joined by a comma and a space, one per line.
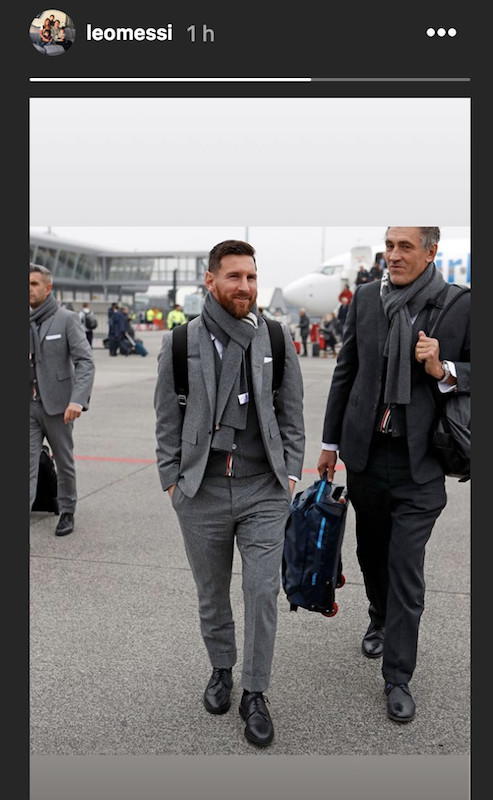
317, 227, 470, 723
154, 240, 305, 747
107, 304, 127, 356
29, 264, 95, 536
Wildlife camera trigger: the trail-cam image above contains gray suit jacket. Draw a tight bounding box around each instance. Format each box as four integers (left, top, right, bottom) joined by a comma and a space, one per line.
34, 305, 95, 415
322, 280, 470, 484
154, 315, 305, 498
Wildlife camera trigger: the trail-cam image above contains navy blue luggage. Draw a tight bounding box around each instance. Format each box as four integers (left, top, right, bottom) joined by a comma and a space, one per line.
282, 475, 348, 617
133, 339, 148, 356
119, 336, 133, 355
123, 332, 148, 356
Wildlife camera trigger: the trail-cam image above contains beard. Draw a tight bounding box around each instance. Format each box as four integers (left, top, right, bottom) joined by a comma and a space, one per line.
218, 292, 257, 319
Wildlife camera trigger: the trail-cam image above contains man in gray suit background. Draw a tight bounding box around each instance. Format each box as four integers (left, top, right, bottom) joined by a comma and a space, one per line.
154, 240, 305, 747
317, 227, 470, 723
30, 264, 95, 536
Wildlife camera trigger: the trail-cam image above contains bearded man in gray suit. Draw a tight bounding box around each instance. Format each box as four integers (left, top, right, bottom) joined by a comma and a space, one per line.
317, 227, 470, 724
30, 264, 95, 536
154, 240, 305, 747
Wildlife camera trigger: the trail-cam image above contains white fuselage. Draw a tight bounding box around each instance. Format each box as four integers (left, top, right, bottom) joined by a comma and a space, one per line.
282, 240, 471, 317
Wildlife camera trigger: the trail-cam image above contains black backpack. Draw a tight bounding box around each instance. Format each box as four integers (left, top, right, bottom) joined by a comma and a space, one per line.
428, 283, 471, 482
172, 317, 285, 413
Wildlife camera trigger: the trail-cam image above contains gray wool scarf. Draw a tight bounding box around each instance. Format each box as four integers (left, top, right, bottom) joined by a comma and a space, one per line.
202, 291, 259, 452
29, 293, 59, 364
380, 262, 446, 404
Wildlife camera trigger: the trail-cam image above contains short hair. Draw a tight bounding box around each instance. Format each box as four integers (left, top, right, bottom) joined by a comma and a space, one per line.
418, 227, 440, 249
30, 263, 52, 280
385, 227, 440, 250
208, 240, 256, 273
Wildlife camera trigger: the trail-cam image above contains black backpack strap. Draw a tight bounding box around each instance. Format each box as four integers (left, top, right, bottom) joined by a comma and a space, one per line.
172, 322, 189, 412
428, 283, 470, 338
173, 317, 286, 413
264, 317, 285, 406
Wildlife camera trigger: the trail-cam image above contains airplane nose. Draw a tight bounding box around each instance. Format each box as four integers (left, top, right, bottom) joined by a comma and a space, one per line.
283, 276, 315, 304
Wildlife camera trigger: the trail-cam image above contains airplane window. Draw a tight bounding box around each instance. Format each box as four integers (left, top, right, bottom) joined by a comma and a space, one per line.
320, 265, 343, 276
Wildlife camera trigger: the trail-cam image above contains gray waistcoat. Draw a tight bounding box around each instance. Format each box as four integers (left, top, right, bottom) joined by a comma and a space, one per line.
204, 345, 271, 478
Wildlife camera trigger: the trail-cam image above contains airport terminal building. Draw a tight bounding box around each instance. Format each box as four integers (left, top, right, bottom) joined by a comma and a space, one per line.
29, 229, 297, 330
29, 229, 209, 311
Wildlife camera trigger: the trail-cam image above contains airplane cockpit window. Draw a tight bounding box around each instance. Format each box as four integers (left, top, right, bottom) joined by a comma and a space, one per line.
320, 265, 343, 276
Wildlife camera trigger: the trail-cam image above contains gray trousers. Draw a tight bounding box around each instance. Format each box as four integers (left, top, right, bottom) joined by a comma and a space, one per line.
172, 472, 290, 693
30, 399, 77, 514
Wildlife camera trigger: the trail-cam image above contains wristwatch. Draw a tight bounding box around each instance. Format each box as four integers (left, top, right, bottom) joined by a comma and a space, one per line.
441, 360, 451, 381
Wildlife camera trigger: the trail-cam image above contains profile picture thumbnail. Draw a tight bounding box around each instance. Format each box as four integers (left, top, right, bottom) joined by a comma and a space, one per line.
30, 9, 75, 55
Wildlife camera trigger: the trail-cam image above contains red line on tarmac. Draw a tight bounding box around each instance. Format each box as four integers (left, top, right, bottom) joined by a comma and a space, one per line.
74, 455, 345, 471
303, 465, 345, 472
75, 455, 155, 464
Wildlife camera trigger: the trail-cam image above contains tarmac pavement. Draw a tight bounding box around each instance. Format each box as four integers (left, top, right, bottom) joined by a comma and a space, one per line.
29, 330, 471, 800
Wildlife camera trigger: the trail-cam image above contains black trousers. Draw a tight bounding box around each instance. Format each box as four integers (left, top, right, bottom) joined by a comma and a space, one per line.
347, 433, 446, 685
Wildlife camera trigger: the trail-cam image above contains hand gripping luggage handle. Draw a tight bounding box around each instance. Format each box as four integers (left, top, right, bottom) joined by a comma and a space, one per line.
318, 471, 347, 505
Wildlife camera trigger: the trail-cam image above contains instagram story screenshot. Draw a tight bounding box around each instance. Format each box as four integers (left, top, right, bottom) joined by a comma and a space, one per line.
8, 3, 483, 799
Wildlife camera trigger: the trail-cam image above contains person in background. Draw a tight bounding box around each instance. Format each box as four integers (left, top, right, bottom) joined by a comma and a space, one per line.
316, 227, 470, 724
29, 264, 95, 537
108, 304, 127, 356
145, 307, 156, 329
336, 295, 350, 338
167, 303, 187, 330
338, 282, 353, 305
108, 302, 118, 325
355, 265, 371, 286
298, 308, 310, 357
78, 302, 95, 348
320, 312, 338, 358
369, 253, 385, 282
154, 239, 305, 747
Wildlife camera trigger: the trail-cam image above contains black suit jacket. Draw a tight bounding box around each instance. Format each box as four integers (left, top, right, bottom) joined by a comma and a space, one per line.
322, 281, 470, 484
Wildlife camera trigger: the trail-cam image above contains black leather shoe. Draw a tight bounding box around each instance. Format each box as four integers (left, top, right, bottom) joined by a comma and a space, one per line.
55, 512, 74, 536
239, 691, 274, 747
203, 668, 233, 714
385, 682, 416, 722
362, 623, 385, 658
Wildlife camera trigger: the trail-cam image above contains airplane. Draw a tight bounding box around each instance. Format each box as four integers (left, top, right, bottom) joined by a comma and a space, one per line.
282, 237, 471, 318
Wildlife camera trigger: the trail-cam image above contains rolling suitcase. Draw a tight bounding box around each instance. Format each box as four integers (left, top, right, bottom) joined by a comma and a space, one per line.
32, 445, 59, 515
119, 336, 133, 355
312, 341, 320, 357
282, 475, 348, 617
133, 338, 148, 356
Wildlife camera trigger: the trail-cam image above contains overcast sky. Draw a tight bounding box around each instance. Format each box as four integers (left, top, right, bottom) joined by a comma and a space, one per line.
29, 225, 470, 290
30, 97, 470, 292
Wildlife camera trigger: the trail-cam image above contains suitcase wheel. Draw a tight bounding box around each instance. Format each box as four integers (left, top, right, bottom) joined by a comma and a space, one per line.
321, 601, 338, 618
336, 573, 346, 588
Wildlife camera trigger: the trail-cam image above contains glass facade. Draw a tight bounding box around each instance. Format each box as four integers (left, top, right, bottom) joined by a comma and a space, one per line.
30, 233, 209, 305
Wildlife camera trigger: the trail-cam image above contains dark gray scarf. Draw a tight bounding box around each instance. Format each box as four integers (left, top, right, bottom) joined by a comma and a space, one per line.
202, 291, 258, 452
380, 262, 446, 404
29, 294, 59, 364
